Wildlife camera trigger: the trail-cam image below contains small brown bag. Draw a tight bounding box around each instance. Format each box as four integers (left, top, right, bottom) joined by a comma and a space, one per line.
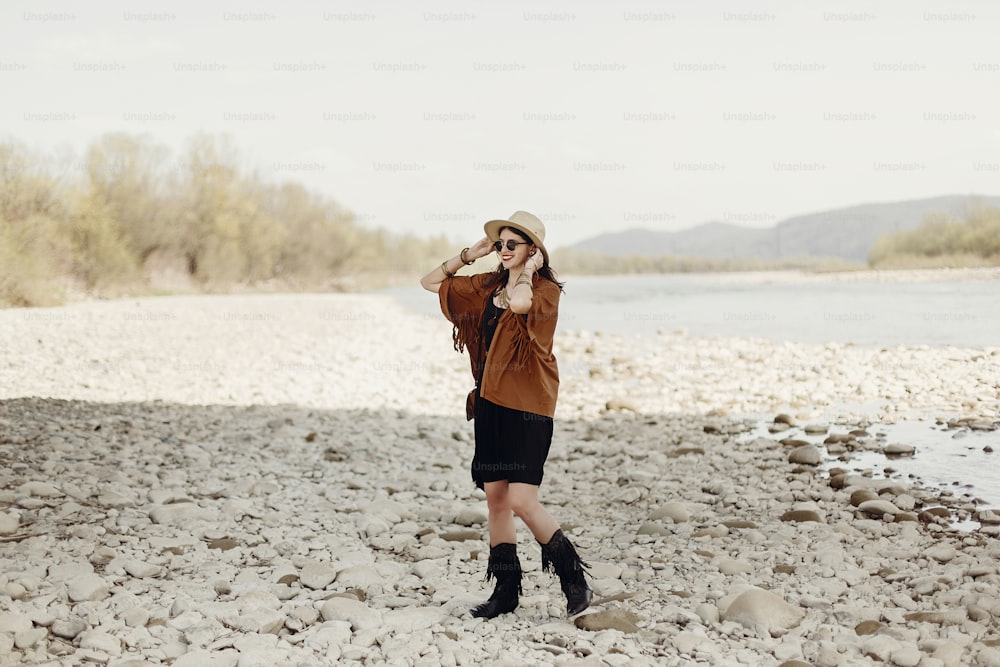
465, 388, 476, 421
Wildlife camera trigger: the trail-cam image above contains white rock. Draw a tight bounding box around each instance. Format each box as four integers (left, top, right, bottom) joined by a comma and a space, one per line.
335, 564, 383, 588
125, 560, 163, 578
381, 607, 447, 633
68, 573, 109, 602
14, 628, 46, 650
719, 587, 805, 637
304, 621, 352, 649
48, 561, 94, 581
221, 609, 285, 635
50, 618, 88, 639
0, 513, 19, 535
923, 544, 957, 563
862, 634, 902, 661
588, 563, 624, 579
299, 563, 339, 590
891, 645, 922, 667
123, 607, 150, 628
933, 641, 966, 667
149, 503, 214, 525
79, 630, 122, 656
455, 508, 488, 527
858, 499, 901, 516
0, 634, 12, 655
884, 442, 916, 456
719, 559, 754, 575
412, 561, 442, 580
319, 598, 382, 631
674, 629, 714, 655
649, 502, 690, 523
695, 603, 719, 625
0, 613, 32, 634
18, 481, 63, 497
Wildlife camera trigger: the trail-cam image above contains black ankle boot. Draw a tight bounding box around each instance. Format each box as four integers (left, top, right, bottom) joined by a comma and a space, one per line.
470, 543, 522, 619
539, 529, 592, 616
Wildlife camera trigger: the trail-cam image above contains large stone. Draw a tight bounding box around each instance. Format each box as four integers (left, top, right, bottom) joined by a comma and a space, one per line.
334, 565, 383, 589
319, 598, 382, 631
0, 513, 19, 535
299, 563, 339, 590
68, 573, 109, 602
0, 613, 32, 634
18, 481, 63, 497
79, 630, 122, 656
858, 499, 901, 516
923, 544, 957, 563
574, 609, 642, 633
221, 609, 285, 635
788, 445, 822, 466
455, 508, 488, 527
50, 618, 88, 640
381, 607, 447, 633
719, 587, 805, 637
14, 628, 46, 650
125, 560, 163, 578
649, 502, 690, 523
149, 503, 214, 525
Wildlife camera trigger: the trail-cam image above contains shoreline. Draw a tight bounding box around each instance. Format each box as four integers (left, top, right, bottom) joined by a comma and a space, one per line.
1, 293, 999, 664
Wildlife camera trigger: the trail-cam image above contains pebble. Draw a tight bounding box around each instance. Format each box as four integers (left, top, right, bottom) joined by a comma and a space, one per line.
649, 503, 690, 523
0, 513, 19, 535
719, 587, 805, 637
299, 563, 339, 590
67, 573, 109, 602
858, 499, 901, 517
574, 610, 642, 633
788, 445, 822, 466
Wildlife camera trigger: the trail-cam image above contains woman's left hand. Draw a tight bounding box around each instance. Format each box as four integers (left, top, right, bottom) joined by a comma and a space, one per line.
523, 251, 541, 274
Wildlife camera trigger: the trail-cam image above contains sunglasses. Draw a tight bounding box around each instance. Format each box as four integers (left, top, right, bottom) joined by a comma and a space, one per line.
494, 239, 530, 252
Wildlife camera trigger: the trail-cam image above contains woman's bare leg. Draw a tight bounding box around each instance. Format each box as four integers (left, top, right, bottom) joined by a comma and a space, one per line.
507, 482, 560, 543
483, 481, 517, 545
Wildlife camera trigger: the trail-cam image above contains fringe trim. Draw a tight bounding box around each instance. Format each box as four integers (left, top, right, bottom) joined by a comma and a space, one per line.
451, 312, 480, 355
484, 543, 523, 594
540, 529, 590, 577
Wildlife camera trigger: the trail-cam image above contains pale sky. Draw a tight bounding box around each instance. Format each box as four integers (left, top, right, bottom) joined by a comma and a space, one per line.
2, 0, 997, 248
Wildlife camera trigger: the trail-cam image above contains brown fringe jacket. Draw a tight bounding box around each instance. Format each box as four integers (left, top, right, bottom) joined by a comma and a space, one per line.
438, 272, 560, 418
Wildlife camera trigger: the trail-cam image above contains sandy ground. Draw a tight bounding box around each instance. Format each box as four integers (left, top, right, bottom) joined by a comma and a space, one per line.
1, 291, 998, 666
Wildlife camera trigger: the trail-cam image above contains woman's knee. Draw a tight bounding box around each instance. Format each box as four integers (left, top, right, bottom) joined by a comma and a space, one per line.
509, 495, 539, 520
485, 487, 510, 513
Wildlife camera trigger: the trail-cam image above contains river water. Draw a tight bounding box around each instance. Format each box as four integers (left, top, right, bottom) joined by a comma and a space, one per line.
384, 272, 998, 348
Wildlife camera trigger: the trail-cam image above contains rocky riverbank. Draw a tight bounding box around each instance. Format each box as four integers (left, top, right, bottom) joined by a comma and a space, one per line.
1, 293, 998, 666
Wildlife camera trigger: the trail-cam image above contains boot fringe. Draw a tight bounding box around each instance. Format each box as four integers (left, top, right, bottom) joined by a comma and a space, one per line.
540, 529, 590, 577
484, 542, 523, 594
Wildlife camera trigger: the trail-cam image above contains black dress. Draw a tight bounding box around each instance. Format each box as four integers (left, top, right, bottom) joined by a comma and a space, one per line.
471, 296, 554, 490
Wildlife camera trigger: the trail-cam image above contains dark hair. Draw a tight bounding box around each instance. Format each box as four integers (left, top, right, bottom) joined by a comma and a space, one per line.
482, 226, 565, 294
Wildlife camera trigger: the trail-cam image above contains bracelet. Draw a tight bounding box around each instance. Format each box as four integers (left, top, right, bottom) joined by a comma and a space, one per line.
440, 260, 455, 278
516, 274, 533, 286
460, 248, 475, 265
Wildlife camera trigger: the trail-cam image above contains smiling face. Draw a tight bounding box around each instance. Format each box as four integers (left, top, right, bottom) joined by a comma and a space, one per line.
496, 226, 535, 270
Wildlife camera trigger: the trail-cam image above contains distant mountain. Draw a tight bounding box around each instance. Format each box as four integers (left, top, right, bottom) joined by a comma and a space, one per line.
571, 195, 1000, 263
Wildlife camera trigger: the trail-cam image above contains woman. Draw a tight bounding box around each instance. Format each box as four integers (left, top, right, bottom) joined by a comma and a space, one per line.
419, 211, 592, 619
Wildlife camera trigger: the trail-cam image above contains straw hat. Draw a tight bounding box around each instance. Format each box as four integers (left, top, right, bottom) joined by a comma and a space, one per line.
483, 211, 548, 265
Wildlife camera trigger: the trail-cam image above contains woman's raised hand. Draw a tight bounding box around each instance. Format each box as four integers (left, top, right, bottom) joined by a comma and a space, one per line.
469, 236, 494, 261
